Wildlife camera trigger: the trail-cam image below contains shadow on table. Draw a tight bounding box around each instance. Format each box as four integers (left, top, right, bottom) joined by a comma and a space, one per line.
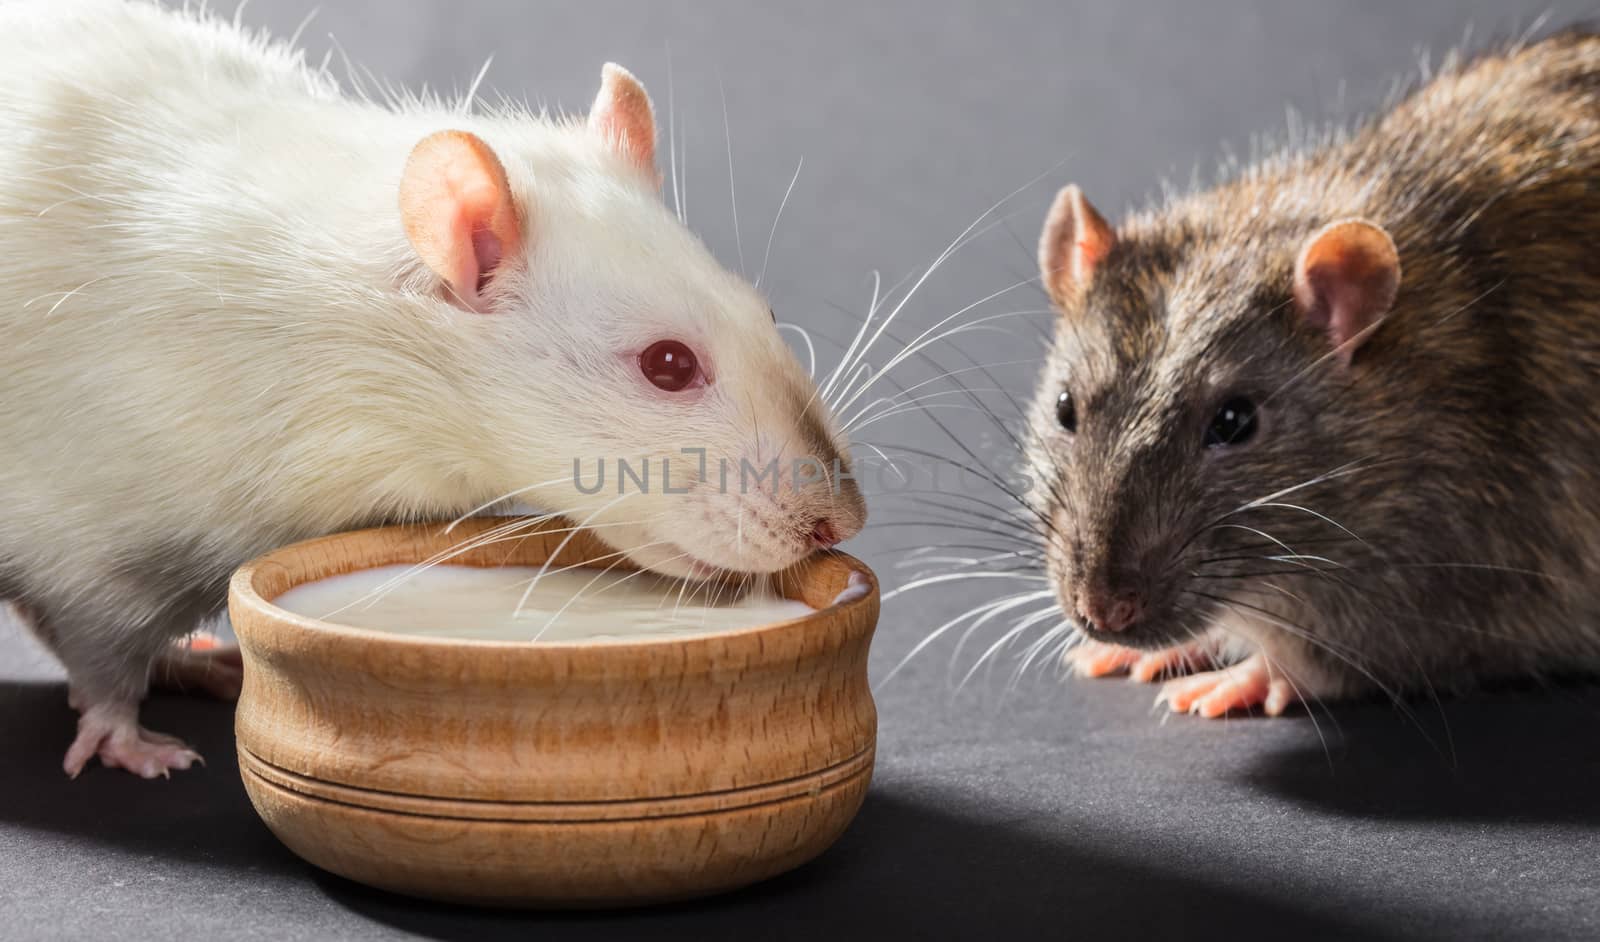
0, 680, 298, 873
312, 789, 1411, 942
8, 677, 1585, 939
1240, 680, 1600, 825
0, 682, 1398, 940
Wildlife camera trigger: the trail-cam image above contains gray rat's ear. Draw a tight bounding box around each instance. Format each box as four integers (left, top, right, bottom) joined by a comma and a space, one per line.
1293, 219, 1400, 365
1039, 185, 1116, 308
588, 63, 658, 183
399, 130, 525, 313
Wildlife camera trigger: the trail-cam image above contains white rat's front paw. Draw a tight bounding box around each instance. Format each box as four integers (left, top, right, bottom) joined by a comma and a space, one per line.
63, 700, 203, 779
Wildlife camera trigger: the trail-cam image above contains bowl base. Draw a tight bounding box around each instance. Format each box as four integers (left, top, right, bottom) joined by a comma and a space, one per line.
240, 745, 874, 908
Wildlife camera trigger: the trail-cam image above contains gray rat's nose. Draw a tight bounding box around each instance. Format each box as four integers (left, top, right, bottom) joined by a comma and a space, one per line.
1077, 591, 1143, 634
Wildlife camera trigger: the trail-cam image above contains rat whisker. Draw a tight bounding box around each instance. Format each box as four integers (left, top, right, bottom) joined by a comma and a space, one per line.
1009, 617, 1077, 688
869, 443, 1036, 515
838, 359, 1034, 433
716, 72, 744, 275
848, 402, 1000, 435
819, 270, 881, 405
444, 477, 570, 532
804, 303, 1067, 531
829, 306, 1047, 419
825, 156, 1068, 399
665, 42, 682, 224
1250, 644, 1341, 768
956, 603, 1065, 691
1261, 578, 1455, 766
892, 546, 1042, 573
865, 520, 1047, 546
1245, 501, 1370, 548
891, 547, 1041, 569
1174, 456, 1383, 557
874, 589, 1055, 689
1183, 589, 1437, 744
755, 156, 802, 289
529, 543, 677, 641
843, 385, 1010, 435
829, 292, 1046, 415
338, 514, 668, 617
514, 492, 638, 617
881, 570, 1050, 601
873, 512, 1045, 550
1207, 524, 1346, 572
875, 486, 1055, 524
776, 322, 817, 378
899, 563, 1043, 583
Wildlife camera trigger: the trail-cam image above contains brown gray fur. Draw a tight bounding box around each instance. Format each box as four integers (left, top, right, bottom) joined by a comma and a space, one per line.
1025, 31, 1600, 704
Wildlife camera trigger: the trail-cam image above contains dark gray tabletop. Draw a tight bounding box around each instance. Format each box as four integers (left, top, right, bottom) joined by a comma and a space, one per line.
3, 1, 1598, 938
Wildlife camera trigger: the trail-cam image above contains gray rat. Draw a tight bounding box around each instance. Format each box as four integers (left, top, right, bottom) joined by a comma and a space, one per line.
1025, 30, 1600, 716
0, 0, 863, 776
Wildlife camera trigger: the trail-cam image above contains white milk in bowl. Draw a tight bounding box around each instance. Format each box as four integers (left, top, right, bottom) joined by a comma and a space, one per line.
272, 564, 815, 642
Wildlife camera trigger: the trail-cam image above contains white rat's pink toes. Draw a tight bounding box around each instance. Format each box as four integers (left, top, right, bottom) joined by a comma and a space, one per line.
149, 632, 244, 701
1065, 637, 1213, 682
1155, 654, 1298, 718
63, 701, 203, 779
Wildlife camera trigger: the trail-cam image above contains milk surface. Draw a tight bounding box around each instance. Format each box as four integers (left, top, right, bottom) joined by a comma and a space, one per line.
273, 564, 814, 642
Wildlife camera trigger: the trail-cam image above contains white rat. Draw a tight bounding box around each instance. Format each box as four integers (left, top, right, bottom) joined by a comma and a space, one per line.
0, 0, 864, 778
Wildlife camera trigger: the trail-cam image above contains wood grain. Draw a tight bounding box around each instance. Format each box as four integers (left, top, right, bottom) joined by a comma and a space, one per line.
228, 516, 879, 907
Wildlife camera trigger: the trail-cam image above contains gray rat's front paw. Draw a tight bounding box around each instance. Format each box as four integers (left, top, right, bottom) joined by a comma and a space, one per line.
1154, 654, 1298, 718
1064, 636, 1215, 682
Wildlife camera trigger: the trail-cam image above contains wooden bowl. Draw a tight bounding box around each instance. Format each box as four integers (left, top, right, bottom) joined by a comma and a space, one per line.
227, 517, 878, 907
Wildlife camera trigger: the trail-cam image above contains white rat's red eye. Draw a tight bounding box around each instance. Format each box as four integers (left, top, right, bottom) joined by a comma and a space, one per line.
639, 340, 700, 392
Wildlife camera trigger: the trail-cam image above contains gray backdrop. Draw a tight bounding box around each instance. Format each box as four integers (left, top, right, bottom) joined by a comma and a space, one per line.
3, 1, 1598, 939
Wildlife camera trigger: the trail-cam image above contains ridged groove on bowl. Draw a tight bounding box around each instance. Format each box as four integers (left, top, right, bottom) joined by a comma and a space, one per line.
237, 742, 875, 823
241, 749, 872, 907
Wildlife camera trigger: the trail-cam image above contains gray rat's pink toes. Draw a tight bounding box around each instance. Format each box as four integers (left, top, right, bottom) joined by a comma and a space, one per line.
1066, 637, 1212, 681
1127, 640, 1215, 683
1063, 639, 1143, 678
1155, 654, 1297, 718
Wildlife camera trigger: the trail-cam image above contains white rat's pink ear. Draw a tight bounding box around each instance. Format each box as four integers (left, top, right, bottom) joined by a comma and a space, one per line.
399, 130, 524, 312
587, 63, 657, 180
1293, 219, 1400, 365
1039, 185, 1115, 307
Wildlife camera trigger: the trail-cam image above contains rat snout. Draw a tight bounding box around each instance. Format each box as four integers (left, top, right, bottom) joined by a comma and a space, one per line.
811, 519, 841, 548
1075, 586, 1144, 634
1069, 532, 1153, 636
806, 473, 866, 550
1064, 495, 1175, 639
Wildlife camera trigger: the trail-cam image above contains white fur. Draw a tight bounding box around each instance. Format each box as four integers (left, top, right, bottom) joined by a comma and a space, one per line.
0, 0, 862, 711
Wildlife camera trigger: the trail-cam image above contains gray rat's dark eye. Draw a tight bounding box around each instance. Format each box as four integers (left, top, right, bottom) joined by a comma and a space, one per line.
1205, 396, 1257, 447
1055, 390, 1077, 433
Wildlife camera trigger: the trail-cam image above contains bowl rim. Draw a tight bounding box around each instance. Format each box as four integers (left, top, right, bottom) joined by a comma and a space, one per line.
229, 517, 878, 655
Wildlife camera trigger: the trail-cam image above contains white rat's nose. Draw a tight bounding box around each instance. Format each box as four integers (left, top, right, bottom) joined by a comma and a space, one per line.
807, 490, 865, 550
